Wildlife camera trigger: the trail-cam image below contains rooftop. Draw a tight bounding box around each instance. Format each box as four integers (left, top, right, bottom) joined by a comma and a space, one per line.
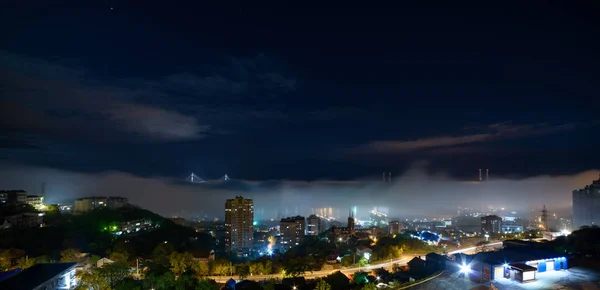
408, 257, 426, 267
281, 216, 305, 222
0, 262, 77, 290
472, 247, 564, 265
76, 196, 128, 201
509, 263, 538, 272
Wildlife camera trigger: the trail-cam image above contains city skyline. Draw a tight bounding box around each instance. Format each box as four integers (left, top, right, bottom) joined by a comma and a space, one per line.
1, 162, 597, 219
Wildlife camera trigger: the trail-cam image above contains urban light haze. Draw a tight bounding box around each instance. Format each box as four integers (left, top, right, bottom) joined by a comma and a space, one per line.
1, 2, 599, 219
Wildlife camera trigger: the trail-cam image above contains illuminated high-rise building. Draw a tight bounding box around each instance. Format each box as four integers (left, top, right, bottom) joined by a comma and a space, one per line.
389, 221, 403, 235
225, 196, 254, 253
573, 175, 600, 229
280, 216, 305, 251
481, 215, 502, 234
306, 214, 327, 235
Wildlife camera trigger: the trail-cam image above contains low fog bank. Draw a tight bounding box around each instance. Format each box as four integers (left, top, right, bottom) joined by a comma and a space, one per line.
0, 162, 597, 220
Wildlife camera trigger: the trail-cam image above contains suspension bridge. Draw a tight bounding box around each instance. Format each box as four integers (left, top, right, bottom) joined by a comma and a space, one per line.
186, 172, 230, 183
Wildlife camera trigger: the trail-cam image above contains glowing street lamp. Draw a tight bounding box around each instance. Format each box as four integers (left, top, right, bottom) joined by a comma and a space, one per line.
364, 252, 371, 261
459, 263, 471, 274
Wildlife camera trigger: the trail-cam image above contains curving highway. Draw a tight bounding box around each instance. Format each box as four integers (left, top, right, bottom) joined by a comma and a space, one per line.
208, 242, 504, 283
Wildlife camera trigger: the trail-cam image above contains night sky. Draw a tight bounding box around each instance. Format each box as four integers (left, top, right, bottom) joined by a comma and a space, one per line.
1, 2, 599, 216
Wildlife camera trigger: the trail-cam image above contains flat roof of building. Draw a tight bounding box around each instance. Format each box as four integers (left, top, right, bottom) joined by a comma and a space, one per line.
472, 247, 564, 265
76, 196, 128, 201
509, 263, 538, 272
281, 216, 305, 221
0, 262, 77, 290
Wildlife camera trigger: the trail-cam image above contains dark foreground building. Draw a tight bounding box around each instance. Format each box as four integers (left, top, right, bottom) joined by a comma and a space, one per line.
0, 262, 77, 290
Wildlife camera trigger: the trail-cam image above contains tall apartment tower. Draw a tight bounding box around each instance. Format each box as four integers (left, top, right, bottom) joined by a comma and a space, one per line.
225, 196, 254, 253
481, 215, 503, 234
573, 175, 600, 229
280, 216, 306, 251
306, 214, 327, 235
541, 205, 548, 230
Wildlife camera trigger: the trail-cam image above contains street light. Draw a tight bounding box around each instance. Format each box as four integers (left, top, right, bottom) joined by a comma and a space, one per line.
459, 263, 471, 274
293, 286, 297, 290
376, 276, 381, 281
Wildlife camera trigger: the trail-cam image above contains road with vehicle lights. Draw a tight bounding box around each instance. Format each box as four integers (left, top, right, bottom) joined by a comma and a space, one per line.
208, 242, 504, 283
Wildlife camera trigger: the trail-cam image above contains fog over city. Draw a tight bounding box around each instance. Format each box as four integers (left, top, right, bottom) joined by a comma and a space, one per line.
1, 161, 596, 220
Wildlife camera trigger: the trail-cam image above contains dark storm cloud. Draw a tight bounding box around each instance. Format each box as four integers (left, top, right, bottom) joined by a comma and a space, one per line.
0, 51, 295, 143
1, 162, 596, 219
359, 122, 577, 153
0, 51, 209, 142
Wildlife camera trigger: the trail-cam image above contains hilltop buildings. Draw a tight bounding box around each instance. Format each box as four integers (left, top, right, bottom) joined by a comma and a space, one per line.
0, 212, 44, 229
0, 190, 44, 209
573, 175, 600, 229
225, 196, 254, 254
74, 196, 129, 213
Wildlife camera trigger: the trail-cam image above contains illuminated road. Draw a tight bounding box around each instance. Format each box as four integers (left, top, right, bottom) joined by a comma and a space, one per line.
208, 242, 504, 283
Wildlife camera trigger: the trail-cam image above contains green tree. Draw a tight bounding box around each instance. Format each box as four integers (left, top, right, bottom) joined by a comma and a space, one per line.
209, 259, 231, 276
341, 254, 359, 267
325, 271, 350, 290
0, 252, 11, 271
353, 271, 368, 284
113, 277, 141, 290
196, 278, 220, 290
110, 250, 130, 265
60, 248, 81, 262
90, 254, 101, 266
190, 260, 210, 278
152, 243, 174, 267
363, 283, 377, 290
75, 268, 111, 290
283, 257, 310, 277
236, 262, 250, 280
249, 260, 265, 275
388, 281, 400, 289
315, 279, 332, 290
98, 262, 131, 287
262, 279, 276, 290
169, 252, 193, 278
358, 258, 368, 267
263, 259, 273, 274
35, 255, 52, 263
303, 255, 316, 269
143, 271, 177, 290
16, 256, 35, 269
174, 274, 196, 290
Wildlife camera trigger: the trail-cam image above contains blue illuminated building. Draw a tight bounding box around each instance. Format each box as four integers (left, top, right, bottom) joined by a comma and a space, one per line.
457, 247, 568, 283
418, 231, 440, 243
